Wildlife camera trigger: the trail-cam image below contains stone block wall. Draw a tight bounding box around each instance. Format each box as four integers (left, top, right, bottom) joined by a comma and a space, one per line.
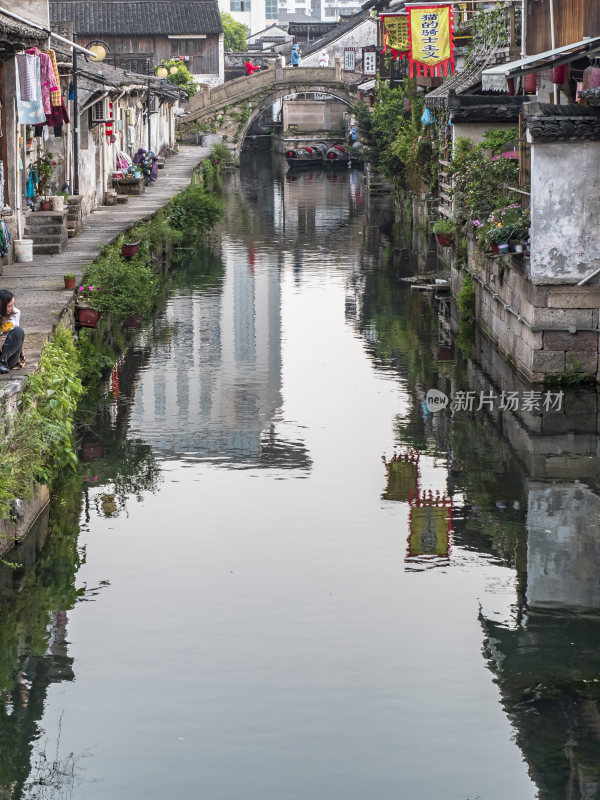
450, 237, 600, 383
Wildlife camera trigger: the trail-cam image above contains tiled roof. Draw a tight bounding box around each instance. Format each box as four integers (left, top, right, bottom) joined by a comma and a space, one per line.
0, 10, 48, 43
303, 9, 372, 56
49, 1, 223, 36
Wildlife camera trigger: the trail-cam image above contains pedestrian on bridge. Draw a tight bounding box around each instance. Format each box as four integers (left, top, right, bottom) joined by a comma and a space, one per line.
245, 59, 260, 76
291, 44, 301, 67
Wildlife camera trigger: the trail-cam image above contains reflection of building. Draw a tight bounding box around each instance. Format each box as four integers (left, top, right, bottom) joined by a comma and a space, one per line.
130, 241, 296, 466
527, 484, 600, 612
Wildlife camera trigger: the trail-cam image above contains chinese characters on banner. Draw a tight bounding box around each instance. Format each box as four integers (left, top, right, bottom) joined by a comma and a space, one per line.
407, 3, 455, 78
344, 48, 356, 71
379, 12, 409, 60
363, 49, 377, 76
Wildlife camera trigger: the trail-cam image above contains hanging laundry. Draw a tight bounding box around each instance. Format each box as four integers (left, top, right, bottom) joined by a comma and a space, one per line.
16, 56, 46, 125
0, 161, 4, 208
16, 52, 37, 101
0, 223, 6, 257
26, 48, 58, 115
26, 169, 38, 199
46, 98, 70, 128
42, 49, 62, 106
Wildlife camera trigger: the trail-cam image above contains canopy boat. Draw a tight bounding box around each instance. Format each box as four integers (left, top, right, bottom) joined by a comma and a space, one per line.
324, 144, 351, 167
286, 143, 328, 168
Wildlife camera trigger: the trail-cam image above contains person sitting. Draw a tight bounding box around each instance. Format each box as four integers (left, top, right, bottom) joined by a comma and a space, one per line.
0, 290, 25, 374
245, 59, 260, 76
319, 50, 329, 67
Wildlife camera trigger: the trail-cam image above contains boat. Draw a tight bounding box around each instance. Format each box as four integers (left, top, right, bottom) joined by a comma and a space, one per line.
324, 144, 351, 167
285, 143, 328, 168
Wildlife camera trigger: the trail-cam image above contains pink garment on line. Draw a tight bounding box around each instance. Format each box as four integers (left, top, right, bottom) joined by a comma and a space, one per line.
27, 48, 58, 115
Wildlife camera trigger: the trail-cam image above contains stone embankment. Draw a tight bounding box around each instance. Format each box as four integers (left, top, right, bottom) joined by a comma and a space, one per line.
0, 145, 209, 403
0, 145, 209, 551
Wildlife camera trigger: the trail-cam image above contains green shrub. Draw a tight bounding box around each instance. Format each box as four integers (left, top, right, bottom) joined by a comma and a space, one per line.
82, 242, 158, 319
0, 326, 83, 520
433, 218, 455, 235
168, 183, 223, 235
457, 272, 475, 319
211, 142, 230, 162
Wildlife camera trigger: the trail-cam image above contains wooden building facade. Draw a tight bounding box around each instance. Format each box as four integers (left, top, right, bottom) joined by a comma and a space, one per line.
50, 0, 224, 83
525, 0, 600, 54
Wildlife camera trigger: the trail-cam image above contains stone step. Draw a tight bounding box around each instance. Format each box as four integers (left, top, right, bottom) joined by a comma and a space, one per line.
25, 232, 67, 244
25, 223, 68, 234
25, 221, 67, 231
26, 211, 67, 221
33, 242, 67, 255
116, 194, 129, 204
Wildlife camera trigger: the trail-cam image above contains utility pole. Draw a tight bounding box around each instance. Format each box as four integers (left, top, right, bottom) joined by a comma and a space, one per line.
73, 32, 79, 194
147, 60, 152, 151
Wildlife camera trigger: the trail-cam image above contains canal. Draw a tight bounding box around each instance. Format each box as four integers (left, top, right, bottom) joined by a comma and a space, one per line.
1, 152, 599, 799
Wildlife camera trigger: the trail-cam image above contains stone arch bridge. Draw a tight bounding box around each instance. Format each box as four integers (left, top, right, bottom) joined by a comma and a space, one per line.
178, 61, 363, 156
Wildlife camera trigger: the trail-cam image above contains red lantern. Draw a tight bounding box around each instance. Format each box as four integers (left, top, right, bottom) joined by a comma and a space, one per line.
524, 72, 537, 94
552, 63, 566, 83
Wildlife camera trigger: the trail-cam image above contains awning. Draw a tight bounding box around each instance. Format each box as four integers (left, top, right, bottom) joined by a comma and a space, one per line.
482, 36, 600, 91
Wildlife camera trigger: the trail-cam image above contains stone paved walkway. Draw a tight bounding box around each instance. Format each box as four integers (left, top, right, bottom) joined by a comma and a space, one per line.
0, 145, 209, 394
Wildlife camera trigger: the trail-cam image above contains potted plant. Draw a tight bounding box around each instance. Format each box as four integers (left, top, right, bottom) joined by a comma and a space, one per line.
432, 218, 455, 247
76, 284, 102, 328
30, 150, 55, 210
121, 240, 141, 258
64, 273, 76, 289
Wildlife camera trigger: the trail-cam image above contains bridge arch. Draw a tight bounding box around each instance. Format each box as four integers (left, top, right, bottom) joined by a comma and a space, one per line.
179, 65, 362, 157
238, 85, 358, 155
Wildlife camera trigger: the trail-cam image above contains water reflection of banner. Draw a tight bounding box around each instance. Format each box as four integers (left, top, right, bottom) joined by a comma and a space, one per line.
407, 491, 452, 558
382, 450, 420, 502
408, 4, 455, 78
380, 13, 409, 60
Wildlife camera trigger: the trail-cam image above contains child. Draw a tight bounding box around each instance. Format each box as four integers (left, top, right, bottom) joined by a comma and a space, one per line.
0, 290, 25, 374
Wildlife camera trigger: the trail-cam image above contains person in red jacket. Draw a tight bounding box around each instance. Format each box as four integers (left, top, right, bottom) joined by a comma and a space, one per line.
245, 59, 260, 75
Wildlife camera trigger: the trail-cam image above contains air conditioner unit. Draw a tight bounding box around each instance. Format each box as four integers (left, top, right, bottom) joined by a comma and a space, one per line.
91, 97, 110, 124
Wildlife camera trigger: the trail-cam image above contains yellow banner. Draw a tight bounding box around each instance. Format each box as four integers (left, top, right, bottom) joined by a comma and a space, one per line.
409, 506, 451, 557
381, 14, 409, 53
410, 5, 452, 69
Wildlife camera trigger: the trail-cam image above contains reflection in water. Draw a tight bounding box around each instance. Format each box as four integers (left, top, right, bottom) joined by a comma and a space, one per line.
1, 152, 599, 798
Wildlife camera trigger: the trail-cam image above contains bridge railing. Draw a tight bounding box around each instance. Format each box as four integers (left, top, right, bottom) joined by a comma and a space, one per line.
188, 58, 355, 117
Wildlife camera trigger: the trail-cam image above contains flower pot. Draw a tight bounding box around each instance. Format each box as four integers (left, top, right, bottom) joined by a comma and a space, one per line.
64, 276, 76, 289
513, 244, 524, 254
121, 241, 141, 258
490, 244, 500, 254
77, 306, 102, 328
435, 232, 454, 247
498, 243, 510, 254
51, 195, 64, 211
40, 199, 52, 211
122, 313, 142, 328
81, 440, 104, 461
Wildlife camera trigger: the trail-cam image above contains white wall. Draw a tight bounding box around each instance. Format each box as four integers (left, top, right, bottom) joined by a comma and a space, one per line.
452, 121, 516, 147
4, 0, 49, 28
529, 139, 600, 284
300, 18, 376, 67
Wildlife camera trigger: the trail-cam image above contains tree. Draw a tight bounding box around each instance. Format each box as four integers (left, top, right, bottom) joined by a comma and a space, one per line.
221, 12, 249, 51
159, 58, 198, 98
